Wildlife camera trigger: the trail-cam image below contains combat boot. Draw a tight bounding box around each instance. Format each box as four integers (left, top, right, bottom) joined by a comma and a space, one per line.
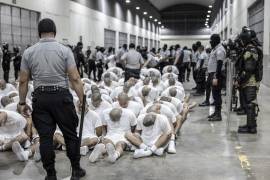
70, 167, 86, 180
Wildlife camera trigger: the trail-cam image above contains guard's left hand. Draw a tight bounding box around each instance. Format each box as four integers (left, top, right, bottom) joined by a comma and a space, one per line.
212, 78, 218, 86
17, 104, 32, 118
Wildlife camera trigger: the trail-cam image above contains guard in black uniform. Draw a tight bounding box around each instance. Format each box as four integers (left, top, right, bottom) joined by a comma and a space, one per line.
18, 18, 86, 180
74, 42, 85, 78
2, 43, 11, 83
237, 27, 263, 134
13, 46, 22, 80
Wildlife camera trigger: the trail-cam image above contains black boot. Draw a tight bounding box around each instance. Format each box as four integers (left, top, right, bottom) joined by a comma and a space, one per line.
208, 111, 222, 121
45, 176, 57, 180
70, 167, 86, 180
208, 112, 216, 119
237, 109, 246, 115
238, 126, 257, 134
199, 101, 210, 107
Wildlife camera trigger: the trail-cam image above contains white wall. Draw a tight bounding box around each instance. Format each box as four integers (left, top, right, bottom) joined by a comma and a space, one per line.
0, 0, 160, 50
160, 35, 211, 48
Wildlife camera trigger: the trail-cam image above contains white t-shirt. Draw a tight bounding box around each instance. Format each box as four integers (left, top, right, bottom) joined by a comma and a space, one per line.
101, 108, 137, 136
137, 85, 159, 102
89, 100, 112, 119
162, 87, 185, 102
0, 110, 26, 140
162, 73, 178, 81
136, 113, 171, 146
151, 81, 166, 95
110, 86, 137, 100
197, 51, 209, 69
77, 110, 102, 139
162, 65, 179, 75
99, 81, 119, 94
0, 84, 17, 96
101, 72, 118, 82
183, 50, 192, 63
163, 80, 183, 89
112, 100, 143, 117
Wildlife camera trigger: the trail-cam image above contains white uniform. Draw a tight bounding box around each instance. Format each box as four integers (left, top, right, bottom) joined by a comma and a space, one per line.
162, 73, 178, 81
162, 87, 185, 102
163, 80, 183, 89
136, 114, 171, 147
102, 108, 137, 145
77, 110, 102, 140
112, 101, 143, 117
151, 82, 166, 95
110, 86, 137, 100
89, 100, 112, 119
137, 85, 159, 103
0, 84, 17, 96
99, 81, 119, 95
0, 110, 26, 143
162, 65, 179, 75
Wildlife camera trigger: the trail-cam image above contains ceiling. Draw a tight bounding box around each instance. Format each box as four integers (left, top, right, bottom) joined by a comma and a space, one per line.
148, 0, 214, 10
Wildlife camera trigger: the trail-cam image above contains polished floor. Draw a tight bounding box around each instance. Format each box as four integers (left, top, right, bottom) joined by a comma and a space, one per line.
0, 74, 270, 180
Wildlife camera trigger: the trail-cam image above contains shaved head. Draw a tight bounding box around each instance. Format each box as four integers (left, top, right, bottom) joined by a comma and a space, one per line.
118, 92, 129, 108
143, 113, 157, 127
1, 96, 13, 107
109, 108, 122, 122
143, 77, 151, 85
146, 104, 161, 114
0, 80, 7, 90
142, 86, 151, 97
169, 88, 177, 97
151, 76, 159, 85
167, 66, 173, 73
168, 78, 176, 86
91, 92, 102, 108
123, 82, 132, 93
91, 85, 100, 94
160, 96, 172, 102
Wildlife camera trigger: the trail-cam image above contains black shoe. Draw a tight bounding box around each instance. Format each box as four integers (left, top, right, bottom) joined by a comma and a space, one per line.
70, 167, 86, 180
193, 92, 204, 96
192, 86, 197, 90
186, 79, 190, 82
45, 176, 57, 180
210, 102, 215, 106
237, 109, 246, 115
208, 113, 216, 119
238, 124, 248, 129
238, 126, 257, 134
199, 101, 210, 107
208, 114, 222, 121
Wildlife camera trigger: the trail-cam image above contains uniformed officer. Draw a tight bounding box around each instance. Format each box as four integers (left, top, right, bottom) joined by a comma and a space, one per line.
159, 44, 170, 73
18, 18, 86, 180
200, 34, 226, 121
236, 27, 263, 134
13, 46, 22, 80
74, 42, 85, 78
2, 43, 11, 83
121, 43, 144, 81
116, 44, 127, 69
96, 47, 105, 81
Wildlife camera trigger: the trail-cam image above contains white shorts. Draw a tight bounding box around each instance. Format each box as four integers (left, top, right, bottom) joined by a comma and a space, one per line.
104, 133, 130, 146
82, 134, 98, 141
141, 135, 161, 147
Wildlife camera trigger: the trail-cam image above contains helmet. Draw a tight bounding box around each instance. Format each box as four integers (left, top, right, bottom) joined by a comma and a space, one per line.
239, 26, 254, 46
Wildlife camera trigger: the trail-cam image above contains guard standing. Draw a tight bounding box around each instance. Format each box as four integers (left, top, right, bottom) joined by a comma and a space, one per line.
2, 43, 11, 83
204, 34, 226, 121
74, 42, 85, 78
237, 27, 263, 134
18, 18, 86, 180
13, 46, 22, 80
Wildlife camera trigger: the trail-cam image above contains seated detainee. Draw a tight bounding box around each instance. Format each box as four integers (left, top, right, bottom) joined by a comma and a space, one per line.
161, 87, 185, 102
147, 68, 161, 78
89, 92, 112, 118
138, 85, 159, 104
110, 81, 137, 101
0, 80, 17, 96
0, 110, 31, 161
162, 65, 179, 75
162, 72, 178, 81
125, 113, 172, 158
164, 77, 183, 90
99, 73, 119, 94
89, 108, 137, 163
101, 72, 118, 82
151, 75, 166, 95
112, 93, 143, 117
106, 67, 124, 79
134, 76, 151, 90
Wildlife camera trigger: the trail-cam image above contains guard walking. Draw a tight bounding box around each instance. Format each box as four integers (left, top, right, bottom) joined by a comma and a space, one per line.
18, 18, 86, 180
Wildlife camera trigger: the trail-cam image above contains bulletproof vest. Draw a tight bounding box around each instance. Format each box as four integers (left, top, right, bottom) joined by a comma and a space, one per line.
2, 50, 11, 64
243, 46, 258, 74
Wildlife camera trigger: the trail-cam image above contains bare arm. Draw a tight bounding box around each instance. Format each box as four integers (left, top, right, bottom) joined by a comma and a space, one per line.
67, 67, 84, 103
19, 70, 30, 103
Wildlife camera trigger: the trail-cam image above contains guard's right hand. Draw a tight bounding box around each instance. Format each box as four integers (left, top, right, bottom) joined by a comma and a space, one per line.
17, 104, 32, 118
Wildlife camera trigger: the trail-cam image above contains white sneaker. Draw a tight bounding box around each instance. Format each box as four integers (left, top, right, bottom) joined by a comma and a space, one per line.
34, 142, 41, 162
89, 144, 105, 163
12, 141, 29, 162
133, 149, 152, 159
154, 148, 164, 156
61, 145, 66, 151
167, 141, 176, 154
80, 146, 89, 156
106, 143, 117, 163
24, 140, 31, 149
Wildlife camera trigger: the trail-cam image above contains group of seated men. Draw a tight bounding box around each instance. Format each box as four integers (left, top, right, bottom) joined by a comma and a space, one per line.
0, 65, 197, 164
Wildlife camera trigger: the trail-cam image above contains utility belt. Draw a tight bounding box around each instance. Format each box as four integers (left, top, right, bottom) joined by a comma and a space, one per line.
34, 86, 69, 93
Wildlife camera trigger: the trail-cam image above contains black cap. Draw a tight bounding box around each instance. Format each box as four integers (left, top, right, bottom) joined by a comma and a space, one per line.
38, 18, 56, 38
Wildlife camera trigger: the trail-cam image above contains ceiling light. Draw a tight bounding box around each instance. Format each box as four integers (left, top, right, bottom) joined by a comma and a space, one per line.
207, 15, 210, 18
136, 6, 140, 10
125, 0, 131, 3
208, 10, 211, 13
209, 5, 212, 8
149, 16, 153, 19
154, 19, 158, 22
206, 18, 209, 21
161, 25, 164, 28
158, 21, 161, 24
143, 12, 148, 15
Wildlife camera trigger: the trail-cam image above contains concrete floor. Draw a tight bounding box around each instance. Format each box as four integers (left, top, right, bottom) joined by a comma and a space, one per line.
1, 70, 270, 180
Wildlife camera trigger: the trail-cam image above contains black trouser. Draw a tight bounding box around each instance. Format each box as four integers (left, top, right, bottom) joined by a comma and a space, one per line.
125, 68, 140, 82
96, 61, 103, 81
14, 65, 20, 80
176, 63, 185, 82
191, 62, 197, 82
205, 72, 214, 103
196, 68, 206, 93
88, 60, 97, 80
212, 76, 223, 113
243, 86, 258, 128
2, 63, 10, 83
183, 62, 191, 81
32, 90, 80, 176
116, 62, 124, 70
238, 87, 246, 110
